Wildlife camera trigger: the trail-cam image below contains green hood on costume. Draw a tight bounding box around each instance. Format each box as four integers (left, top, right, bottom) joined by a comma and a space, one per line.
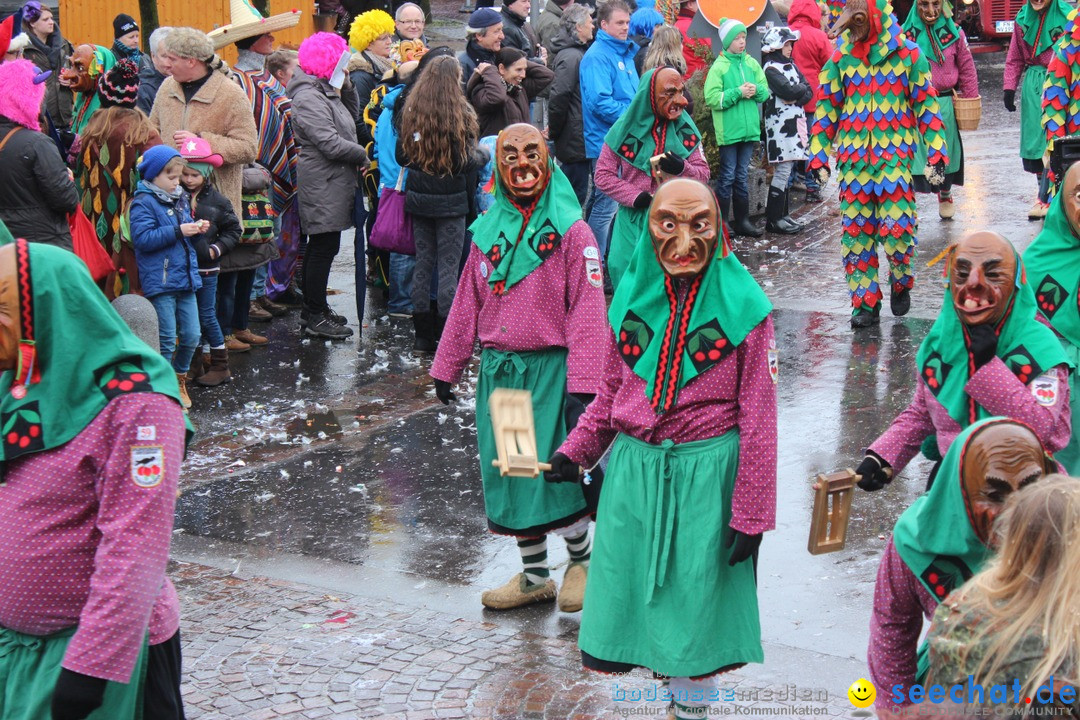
1025, 188, 1080, 349
902, 2, 962, 63
603, 68, 702, 176
1015, 0, 1072, 56
71, 46, 117, 137
470, 158, 581, 295
0, 240, 187, 466
609, 221, 772, 414
915, 246, 1070, 428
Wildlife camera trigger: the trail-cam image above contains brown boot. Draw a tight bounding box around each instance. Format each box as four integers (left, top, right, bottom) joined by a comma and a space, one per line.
175, 372, 192, 409
196, 348, 231, 387
234, 328, 268, 346
188, 352, 210, 382
248, 300, 273, 322
225, 334, 251, 353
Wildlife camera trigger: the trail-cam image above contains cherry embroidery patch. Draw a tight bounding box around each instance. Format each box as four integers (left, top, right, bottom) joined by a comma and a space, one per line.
1, 401, 44, 456
617, 312, 653, 369
97, 362, 154, 400
1000, 345, 1043, 385
686, 319, 735, 374
1034, 275, 1068, 320
921, 351, 950, 394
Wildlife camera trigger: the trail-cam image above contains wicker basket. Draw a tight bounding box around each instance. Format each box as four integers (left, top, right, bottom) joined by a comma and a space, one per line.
954, 95, 982, 131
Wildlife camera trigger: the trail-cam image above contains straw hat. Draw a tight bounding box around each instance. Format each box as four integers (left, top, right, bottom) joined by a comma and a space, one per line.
208, 0, 302, 50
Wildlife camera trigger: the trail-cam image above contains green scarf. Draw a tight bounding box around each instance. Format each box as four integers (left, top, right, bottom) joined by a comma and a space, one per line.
602, 68, 702, 175
893, 418, 1006, 605
609, 222, 772, 414
71, 46, 117, 137
470, 159, 582, 295
0, 219, 12, 246
0, 240, 187, 468
915, 249, 1070, 428
1015, 0, 1072, 57
1024, 189, 1080, 349
902, 3, 962, 63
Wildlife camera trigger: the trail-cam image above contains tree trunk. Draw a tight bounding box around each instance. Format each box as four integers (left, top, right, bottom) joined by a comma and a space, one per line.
138, 0, 159, 52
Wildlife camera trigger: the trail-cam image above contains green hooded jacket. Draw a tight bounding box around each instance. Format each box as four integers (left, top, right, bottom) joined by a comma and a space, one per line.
703, 47, 770, 145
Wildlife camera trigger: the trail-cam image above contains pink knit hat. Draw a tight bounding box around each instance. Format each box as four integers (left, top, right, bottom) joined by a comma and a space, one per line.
0, 59, 46, 131
298, 32, 348, 81
178, 136, 224, 168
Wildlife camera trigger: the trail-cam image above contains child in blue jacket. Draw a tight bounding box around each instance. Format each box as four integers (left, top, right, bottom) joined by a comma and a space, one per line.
129, 145, 205, 409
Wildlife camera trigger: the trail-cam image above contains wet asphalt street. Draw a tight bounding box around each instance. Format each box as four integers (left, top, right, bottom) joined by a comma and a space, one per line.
171, 50, 1044, 718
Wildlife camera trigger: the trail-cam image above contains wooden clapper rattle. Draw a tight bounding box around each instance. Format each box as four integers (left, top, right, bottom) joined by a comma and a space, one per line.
807, 469, 857, 555
488, 388, 552, 478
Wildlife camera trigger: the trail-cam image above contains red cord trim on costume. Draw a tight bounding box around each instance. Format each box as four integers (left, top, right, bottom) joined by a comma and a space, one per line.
661, 275, 701, 413
651, 275, 679, 410
15, 238, 32, 342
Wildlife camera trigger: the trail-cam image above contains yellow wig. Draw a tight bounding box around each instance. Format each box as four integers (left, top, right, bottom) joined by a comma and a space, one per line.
349, 10, 396, 52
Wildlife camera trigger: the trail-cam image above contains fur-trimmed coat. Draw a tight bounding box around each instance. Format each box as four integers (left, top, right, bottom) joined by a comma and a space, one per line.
149, 70, 259, 218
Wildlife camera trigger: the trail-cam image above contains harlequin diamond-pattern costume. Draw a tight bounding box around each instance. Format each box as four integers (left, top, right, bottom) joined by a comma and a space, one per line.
1042, 14, 1080, 152
809, 0, 948, 317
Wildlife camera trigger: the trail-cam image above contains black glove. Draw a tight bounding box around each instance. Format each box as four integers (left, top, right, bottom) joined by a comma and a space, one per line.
657, 151, 685, 176
544, 451, 580, 483
632, 192, 652, 209
51, 669, 108, 720
856, 451, 893, 491
967, 323, 998, 369
434, 379, 456, 405
570, 393, 594, 407
725, 526, 762, 566
1003, 89, 1016, 112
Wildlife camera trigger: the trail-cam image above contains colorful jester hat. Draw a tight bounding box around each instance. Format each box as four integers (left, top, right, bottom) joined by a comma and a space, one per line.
901, 1, 961, 64
1025, 186, 1080, 349
915, 242, 1070, 429
837, 0, 903, 63
608, 207, 772, 415
0, 239, 187, 468
603, 68, 702, 175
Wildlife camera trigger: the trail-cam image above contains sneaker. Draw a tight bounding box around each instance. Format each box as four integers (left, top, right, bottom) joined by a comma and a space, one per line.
248, 301, 272, 323
225, 334, 251, 353
1029, 200, 1050, 220
304, 314, 354, 339
325, 309, 347, 325
388, 309, 413, 319
234, 328, 268, 346
256, 295, 288, 317
275, 287, 304, 308
480, 573, 557, 610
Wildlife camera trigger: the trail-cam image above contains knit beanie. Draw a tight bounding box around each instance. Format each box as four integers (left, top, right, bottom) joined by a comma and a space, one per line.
98, 59, 140, 108
114, 13, 138, 39
137, 145, 182, 182
717, 18, 747, 50
468, 7, 502, 29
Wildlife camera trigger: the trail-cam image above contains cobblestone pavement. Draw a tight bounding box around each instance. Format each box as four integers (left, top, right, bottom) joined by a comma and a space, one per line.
175, 561, 862, 720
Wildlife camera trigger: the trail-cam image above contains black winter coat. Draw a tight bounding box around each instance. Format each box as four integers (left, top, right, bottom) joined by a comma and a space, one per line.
501, 7, 541, 59
189, 184, 242, 271
398, 143, 489, 219
547, 29, 589, 164
0, 118, 79, 250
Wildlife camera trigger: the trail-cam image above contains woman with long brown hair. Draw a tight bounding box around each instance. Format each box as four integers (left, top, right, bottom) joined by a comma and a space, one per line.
74, 59, 160, 296
925, 475, 1080, 717
398, 55, 487, 351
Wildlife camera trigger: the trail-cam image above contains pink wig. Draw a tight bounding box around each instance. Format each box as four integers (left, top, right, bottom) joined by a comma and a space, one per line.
0, 60, 45, 131
298, 32, 348, 80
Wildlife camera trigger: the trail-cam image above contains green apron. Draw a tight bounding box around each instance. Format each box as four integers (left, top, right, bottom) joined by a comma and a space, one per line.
914, 94, 962, 176
0, 626, 148, 720
475, 347, 588, 534
607, 205, 648, 293
1057, 339, 1080, 475
1021, 65, 1049, 161
579, 431, 763, 677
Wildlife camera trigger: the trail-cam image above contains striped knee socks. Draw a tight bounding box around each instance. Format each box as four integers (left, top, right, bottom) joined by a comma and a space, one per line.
517, 536, 549, 587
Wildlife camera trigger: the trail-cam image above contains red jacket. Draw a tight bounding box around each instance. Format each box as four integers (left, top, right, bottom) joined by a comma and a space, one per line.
676, 8, 710, 78
788, 0, 833, 112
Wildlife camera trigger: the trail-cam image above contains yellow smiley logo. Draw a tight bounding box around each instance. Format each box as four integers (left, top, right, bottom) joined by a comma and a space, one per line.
848, 678, 876, 708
